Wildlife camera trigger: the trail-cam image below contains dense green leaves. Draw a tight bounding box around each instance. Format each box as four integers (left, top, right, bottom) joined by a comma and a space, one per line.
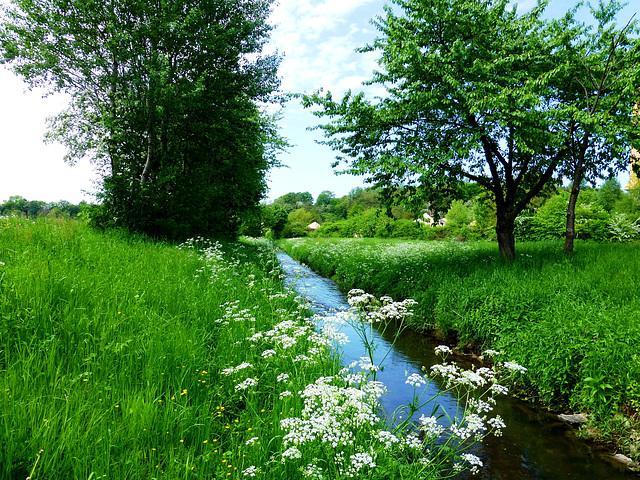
1, 0, 283, 239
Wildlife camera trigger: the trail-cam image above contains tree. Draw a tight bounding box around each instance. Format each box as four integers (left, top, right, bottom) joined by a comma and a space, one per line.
444, 200, 472, 238
315, 190, 335, 207
0, 195, 28, 215
1, 0, 283, 239
262, 203, 288, 238
551, 2, 640, 254
273, 192, 313, 213
303, 0, 638, 259
596, 177, 623, 212
282, 208, 315, 237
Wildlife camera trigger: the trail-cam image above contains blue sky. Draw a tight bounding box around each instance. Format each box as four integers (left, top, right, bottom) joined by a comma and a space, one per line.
0, 0, 637, 204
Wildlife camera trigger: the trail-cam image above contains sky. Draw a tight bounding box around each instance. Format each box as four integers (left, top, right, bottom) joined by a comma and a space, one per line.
0, 0, 638, 205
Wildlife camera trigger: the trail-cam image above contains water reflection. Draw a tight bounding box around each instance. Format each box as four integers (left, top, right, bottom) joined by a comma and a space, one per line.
277, 253, 633, 480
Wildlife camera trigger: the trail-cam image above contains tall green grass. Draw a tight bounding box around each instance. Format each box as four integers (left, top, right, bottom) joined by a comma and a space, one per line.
279, 238, 640, 447
1, 217, 510, 479
1, 216, 299, 478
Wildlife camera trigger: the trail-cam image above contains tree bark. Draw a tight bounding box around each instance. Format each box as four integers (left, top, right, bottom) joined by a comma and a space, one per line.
563, 165, 582, 255
496, 213, 516, 260
564, 134, 589, 256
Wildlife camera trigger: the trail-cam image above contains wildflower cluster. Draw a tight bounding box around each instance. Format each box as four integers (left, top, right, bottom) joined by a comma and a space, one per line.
280, 375, 384, 453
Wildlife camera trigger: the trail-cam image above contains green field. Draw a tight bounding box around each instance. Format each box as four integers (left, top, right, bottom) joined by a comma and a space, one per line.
1, 216, 516, 479
279, 237, 640, 457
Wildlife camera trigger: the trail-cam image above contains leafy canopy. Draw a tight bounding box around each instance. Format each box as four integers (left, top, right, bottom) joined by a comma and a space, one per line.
303, 0, 640, 257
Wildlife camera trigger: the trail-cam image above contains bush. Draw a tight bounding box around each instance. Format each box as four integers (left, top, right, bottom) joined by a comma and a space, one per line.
389, 219, 425, 239
528, 191, 610, 241
608, 213, 640, 242
444, 200, 472, 238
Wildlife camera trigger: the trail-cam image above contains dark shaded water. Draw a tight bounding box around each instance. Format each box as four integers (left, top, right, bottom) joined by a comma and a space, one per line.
277, 252, 636, 480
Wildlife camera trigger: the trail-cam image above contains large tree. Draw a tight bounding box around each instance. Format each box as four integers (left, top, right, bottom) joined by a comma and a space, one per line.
1, 0, 283, 238
549, 2, 640, 254
303, 0, 639, 258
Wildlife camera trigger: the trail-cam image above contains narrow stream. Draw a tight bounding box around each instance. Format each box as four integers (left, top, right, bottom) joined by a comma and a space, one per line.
277, 252, 635, 480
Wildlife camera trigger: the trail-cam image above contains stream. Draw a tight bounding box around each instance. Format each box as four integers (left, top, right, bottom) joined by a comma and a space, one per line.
277, 252, 636, 480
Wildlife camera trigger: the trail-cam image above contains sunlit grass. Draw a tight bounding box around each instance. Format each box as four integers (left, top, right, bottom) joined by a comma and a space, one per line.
1, 217, 514, 479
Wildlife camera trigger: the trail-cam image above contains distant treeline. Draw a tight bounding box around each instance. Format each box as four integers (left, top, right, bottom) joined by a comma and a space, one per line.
0, 195, 83, 218
252, 178, 640, 243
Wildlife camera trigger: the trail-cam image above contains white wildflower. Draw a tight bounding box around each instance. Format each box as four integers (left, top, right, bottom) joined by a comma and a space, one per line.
235, 377, 258, 391
488, 415, 506, 435
350, 452, 376, 471
503, 361, 527, 373
419, 415, 445, 437
434, 345, 452, 355
302, 463, 324, 479
461, 453, 483, 474
282, 446, 302, 461
490, 383, 509, 395
374, 430, 399, 448
483, 349, 501, 356
406, 373, 427, 388
261, 349, 277, 358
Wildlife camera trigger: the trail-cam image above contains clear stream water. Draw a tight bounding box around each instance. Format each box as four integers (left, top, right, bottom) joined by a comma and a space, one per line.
277, 252, 635, 480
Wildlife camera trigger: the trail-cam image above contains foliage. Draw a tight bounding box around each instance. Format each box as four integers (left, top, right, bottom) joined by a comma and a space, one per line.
1, 0, 284, 240
524, 191, 611, 241
608, 213, 640, 242
444, 200, 473, 240
282, 208, 315, 238
596, 178, 623, 213
271, 178, 640, 244
261, 203, 288, 238
0, 195, 83, 217
302, 0, 640, 259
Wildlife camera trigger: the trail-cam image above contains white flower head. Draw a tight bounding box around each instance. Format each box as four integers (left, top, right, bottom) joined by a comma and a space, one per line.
235, 377, 258, 391
243, 465, 258, 477
503, 361, 527, 373
406, 373, 427, 388
434, 345, 452, 355
483, 349, 501, 356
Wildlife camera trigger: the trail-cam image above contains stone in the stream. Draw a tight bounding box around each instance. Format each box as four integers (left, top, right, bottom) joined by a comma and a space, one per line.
611, 453, 633, 466
558, 413, 589, 425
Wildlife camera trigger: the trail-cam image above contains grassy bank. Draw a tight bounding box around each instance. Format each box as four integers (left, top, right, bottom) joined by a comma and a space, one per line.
278, 238, 640, 460
1, 216, 514, 479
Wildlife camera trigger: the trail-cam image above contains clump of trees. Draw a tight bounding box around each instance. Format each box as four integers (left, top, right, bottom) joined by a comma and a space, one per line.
0, 195, 83, 217
1, 0, 285, 240
261, 178, 640, 243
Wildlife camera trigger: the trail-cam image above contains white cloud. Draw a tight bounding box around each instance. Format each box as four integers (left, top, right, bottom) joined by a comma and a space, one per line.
268, 0, 383, 95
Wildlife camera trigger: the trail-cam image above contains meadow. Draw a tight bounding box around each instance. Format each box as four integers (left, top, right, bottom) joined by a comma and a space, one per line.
278, 237, 640, 457
0, 216, 517, 479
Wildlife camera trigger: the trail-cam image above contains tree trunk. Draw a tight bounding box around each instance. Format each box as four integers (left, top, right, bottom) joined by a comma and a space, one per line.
564, 134, 589, 256
141, 96, 155, 185
496, 214, 516, 260
563, 167, 582, 255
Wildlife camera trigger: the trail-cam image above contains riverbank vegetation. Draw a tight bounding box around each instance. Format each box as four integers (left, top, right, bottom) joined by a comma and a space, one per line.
278, 237, 640, 462
1, 215, 518, 479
